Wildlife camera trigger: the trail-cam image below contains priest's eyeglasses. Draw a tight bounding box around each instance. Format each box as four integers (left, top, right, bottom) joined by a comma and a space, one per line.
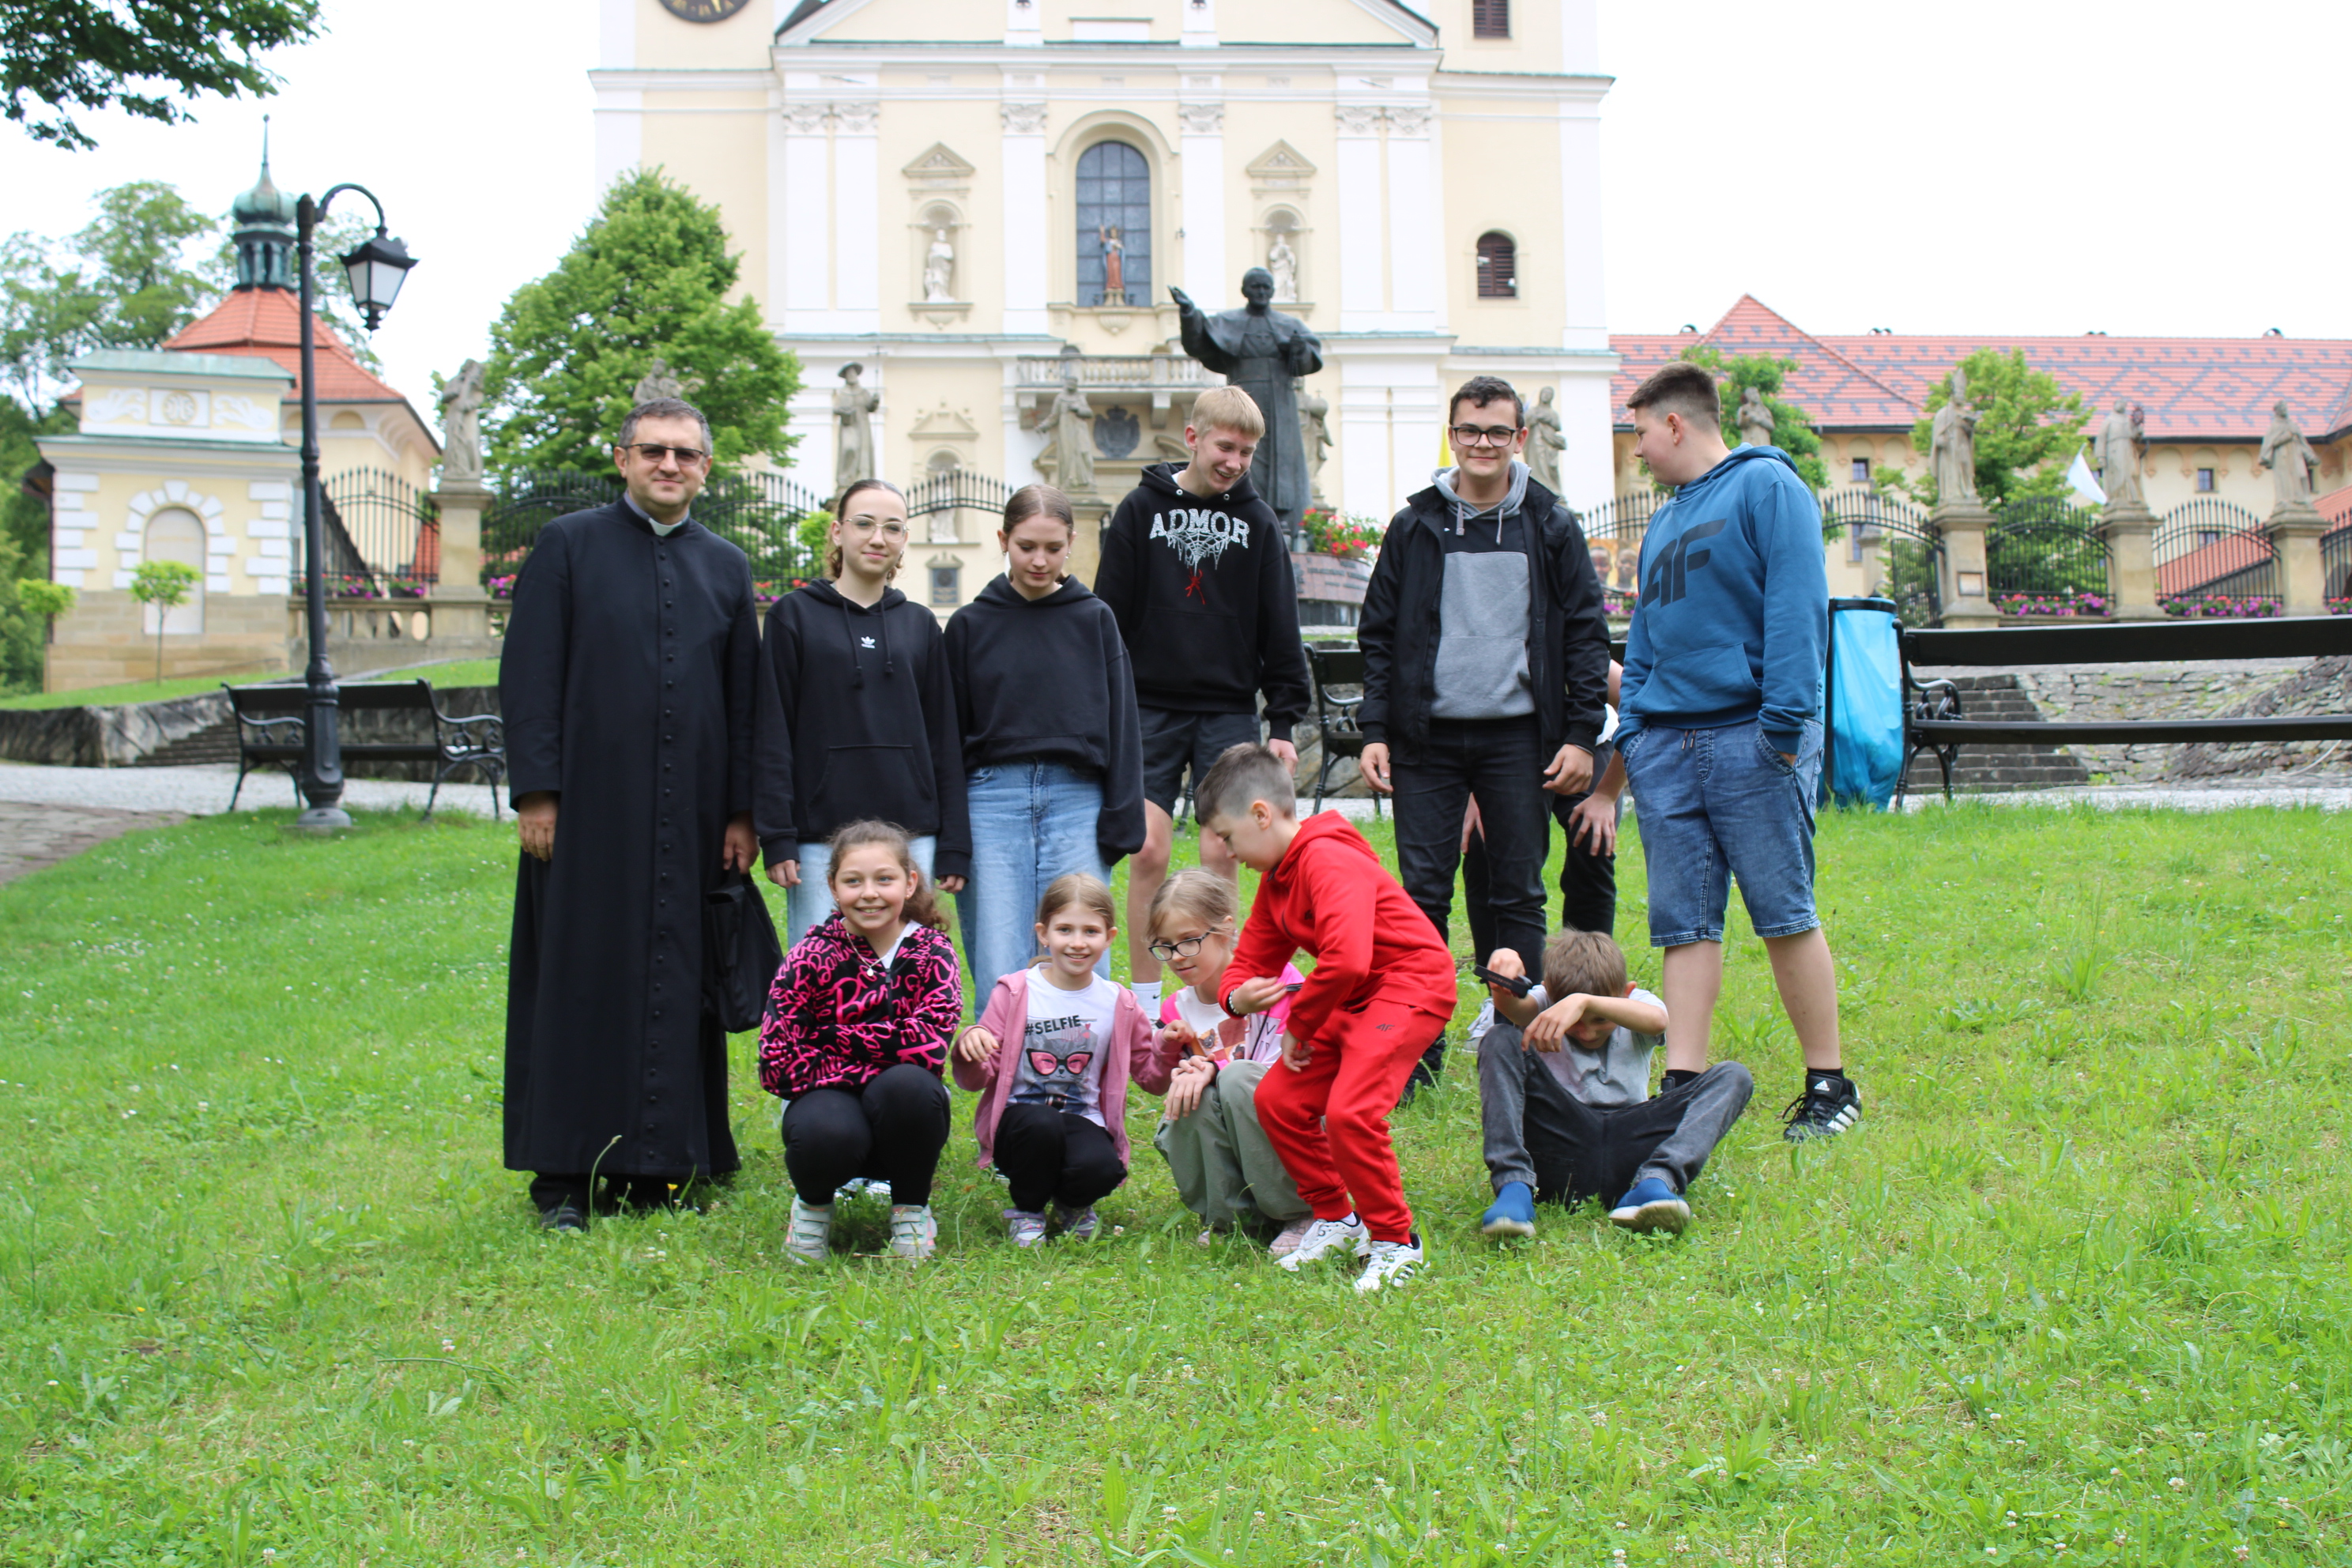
625, 443, 710, 466
841, 516, 909, 539
1449, 424, 1522, 448
1146, 933, 1212, 961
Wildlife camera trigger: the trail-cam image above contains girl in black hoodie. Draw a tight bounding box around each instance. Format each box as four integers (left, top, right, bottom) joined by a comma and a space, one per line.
756, 478, 971, 945
944, 484, 1146, 997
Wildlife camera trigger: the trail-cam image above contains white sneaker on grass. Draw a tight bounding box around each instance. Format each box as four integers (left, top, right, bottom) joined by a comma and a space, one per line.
888, 1204, 937, 1261
785, 1198, 833, 1265
1267, 1216, 1318, 1258
1354, 1234, 1423, 1293
1276, 1212, 1370, 1270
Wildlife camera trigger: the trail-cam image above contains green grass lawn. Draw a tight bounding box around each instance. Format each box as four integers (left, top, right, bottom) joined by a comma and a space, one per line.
2, 658, 500, 712
1, 805, 2346, 1566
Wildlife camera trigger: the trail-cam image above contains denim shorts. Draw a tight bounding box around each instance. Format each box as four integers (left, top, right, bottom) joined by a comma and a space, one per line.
1619, 718, 1822, 948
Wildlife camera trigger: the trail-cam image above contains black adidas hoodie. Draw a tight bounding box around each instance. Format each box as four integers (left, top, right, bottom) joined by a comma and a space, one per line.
1094, 462, 1310, 741
753, 578, 971, 880
944, 574, 1147, 865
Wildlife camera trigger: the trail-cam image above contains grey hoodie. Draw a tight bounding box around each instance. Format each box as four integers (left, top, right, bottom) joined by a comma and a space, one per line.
1428, 459, 1536, 721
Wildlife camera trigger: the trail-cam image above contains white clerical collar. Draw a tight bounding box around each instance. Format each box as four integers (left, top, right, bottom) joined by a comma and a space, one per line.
623, 492, 690, 537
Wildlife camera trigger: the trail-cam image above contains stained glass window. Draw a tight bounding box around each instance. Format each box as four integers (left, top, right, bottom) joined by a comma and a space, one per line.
1076, 141, 1151, 307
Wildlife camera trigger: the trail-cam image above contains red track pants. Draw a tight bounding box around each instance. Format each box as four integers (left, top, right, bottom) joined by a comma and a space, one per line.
1254, 997, 1447, 1244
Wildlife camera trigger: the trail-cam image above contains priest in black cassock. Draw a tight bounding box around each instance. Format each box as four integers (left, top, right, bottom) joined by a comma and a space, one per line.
499, 398, 762, 1231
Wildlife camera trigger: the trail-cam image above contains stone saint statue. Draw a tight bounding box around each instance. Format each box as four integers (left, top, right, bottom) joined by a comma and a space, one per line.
1098, 225, 1127, 305
632, 356, 683, 405
1735, 384, 1775, 450
833, 363, 879, 494
1170, 268, 1325, 527
922, 228, 956, 303
2097, 401, 2146, 508
1929, 368, 1981, 504
1039, 366, 1096, 493
2258, 401, 2320, 509
1296, 383, 1332, 503
438, 358, 485, 483
1268, 233, 1299, 303
1525, 385, 1566, 494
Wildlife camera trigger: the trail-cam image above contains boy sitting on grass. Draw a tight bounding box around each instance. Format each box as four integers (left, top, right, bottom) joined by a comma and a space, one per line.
1476, 929, 1751, 1238
1197, 742, 1458, 1293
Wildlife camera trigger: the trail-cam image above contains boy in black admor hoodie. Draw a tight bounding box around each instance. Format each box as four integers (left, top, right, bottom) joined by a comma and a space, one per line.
1093, 386, 1312, 1018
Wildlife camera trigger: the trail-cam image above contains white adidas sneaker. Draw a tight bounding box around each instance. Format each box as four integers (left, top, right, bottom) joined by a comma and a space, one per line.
888, 1204, 937, 1261
784, 1197, 833, 1265
1276, 1212, 1370, 1271
1354, 1234, 1424, 1294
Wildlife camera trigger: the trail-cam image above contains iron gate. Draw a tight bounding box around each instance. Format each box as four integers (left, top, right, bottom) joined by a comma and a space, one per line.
1987, 497, 2110, 615
2154, 497, 2278, 612
1819, 485, 1943, 626
322, 469, 438, 592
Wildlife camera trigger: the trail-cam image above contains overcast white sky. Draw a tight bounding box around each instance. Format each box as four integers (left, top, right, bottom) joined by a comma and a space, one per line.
0, 0, 2340, 415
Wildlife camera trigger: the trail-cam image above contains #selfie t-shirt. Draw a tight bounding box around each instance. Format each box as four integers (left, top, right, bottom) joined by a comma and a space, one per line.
1008, 967, 1121, 1125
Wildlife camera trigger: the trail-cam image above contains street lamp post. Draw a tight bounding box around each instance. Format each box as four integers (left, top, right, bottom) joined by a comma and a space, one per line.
291, 185, 416, 831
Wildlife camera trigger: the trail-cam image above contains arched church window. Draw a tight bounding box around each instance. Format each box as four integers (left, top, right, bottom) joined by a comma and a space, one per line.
1076, 141, 1152, 307
1475, 232, 1517, 299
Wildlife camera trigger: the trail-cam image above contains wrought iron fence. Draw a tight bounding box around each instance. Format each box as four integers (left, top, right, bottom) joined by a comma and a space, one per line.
288, 483, 397, 597
1820, 486, 1942, 626
1577, 491, 1666, 613
2154, 497, 2279, 609
1987, 497, 2111, 615
2326, 517, 2352, 609
318, 469, 438, 592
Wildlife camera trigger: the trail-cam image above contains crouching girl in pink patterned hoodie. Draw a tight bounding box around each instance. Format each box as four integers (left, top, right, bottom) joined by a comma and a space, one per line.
760, 820, 963, 1265
954, 873, 1173, 1246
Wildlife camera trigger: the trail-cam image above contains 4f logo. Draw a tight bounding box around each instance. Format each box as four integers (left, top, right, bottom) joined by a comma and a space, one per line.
1644, 518, 1726, 609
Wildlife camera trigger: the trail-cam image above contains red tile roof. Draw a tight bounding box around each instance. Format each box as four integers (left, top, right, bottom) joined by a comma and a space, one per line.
164, 286, 413, 406
1611, 295, 2352, 443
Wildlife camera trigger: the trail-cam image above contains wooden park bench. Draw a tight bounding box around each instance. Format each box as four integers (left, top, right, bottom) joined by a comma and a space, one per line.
1896, 616, 2352, 804
224, 680, 507, 819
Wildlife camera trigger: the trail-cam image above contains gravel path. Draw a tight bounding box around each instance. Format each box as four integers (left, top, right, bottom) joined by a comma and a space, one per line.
0, 761, 501, 819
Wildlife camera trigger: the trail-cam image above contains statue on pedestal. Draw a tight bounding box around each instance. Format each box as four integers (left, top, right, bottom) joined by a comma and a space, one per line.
1037, 365, 1096, 493
1297, 383, 1332, 503
438, 358, 484, 483
1525, 385, 1566, 494
1735, 384, 1775, 451
2258, 401, 2319, 510
632, 356, 684, 406
923, 228, 956, 302
1929, 368, 1981, 505
1170, 268, 1325, 527
832, 364, 879, 496
1098, 225, 1127, 305
2097, 401, 2146, 509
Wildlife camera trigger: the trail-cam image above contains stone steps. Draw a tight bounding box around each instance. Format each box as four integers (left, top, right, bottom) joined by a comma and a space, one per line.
1905, 673, 2092, 793
137, 715, 239, 767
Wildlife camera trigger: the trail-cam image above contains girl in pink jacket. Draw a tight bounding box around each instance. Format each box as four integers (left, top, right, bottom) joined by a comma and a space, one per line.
954, 873, 1174, 1246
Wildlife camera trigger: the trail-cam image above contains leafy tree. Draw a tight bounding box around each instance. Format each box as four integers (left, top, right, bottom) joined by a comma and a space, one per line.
0, 399, 70, 689
128, 557, 198, 681
1679, 343, 1830, 494
483, 168, 800, 475
1, 0, 320, 152
2, 181, 221, 412
1895, 346, 2090, 509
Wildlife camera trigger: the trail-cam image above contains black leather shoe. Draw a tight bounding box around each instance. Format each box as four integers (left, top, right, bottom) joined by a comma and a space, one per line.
537, 1202, 588, 1233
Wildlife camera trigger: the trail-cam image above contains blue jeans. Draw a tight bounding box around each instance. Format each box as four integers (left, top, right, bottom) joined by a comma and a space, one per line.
957, 761, 1110, 997
1620, 718, 1822, 948
784, 835, 937, 949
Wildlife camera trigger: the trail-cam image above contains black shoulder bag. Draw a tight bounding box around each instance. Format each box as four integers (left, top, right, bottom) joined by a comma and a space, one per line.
703, 871, 786, 1033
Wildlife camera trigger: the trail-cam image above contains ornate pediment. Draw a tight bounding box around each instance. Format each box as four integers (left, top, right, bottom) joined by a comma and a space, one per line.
1246, 139, 1317, 198
901, 142, 975, 193
908, 404, 979, 441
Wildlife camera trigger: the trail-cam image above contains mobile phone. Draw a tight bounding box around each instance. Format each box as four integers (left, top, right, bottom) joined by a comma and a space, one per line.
1472, 963, 1535, 997
1282, 981, 1306, 993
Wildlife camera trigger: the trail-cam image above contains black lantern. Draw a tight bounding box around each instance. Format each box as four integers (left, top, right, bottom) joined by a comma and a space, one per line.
339, 228, 416, 330
290, 183, 418, 831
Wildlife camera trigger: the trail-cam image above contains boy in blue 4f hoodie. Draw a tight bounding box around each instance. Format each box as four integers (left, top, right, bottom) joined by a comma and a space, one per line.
1615, 362, 1857, 1155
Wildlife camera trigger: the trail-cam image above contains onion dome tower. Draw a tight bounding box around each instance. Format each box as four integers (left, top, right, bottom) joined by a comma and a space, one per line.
230, 119, 297, 291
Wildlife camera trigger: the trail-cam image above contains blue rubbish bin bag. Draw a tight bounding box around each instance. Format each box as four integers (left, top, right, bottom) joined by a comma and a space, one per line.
1823, 597, 1904, 810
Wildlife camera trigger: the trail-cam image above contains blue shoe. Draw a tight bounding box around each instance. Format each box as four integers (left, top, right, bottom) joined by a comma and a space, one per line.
1479, 1181, 1536, 1238
1608, 1177, 1690, 1236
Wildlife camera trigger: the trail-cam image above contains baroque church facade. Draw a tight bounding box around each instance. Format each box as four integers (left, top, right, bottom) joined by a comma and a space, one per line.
593, 0, 1619, 597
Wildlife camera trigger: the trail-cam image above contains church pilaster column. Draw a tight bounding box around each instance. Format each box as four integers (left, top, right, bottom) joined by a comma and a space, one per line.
1177, 97, 1226, 299
1381, 105, 1437, 334
1001, 100, 1049, 336
831, 102, 882, 334
775, 100, 831, 334
1333, 104, 1385, 333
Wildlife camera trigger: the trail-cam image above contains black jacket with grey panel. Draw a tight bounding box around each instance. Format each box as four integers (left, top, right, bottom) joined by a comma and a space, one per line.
1357, 471, 1611, 760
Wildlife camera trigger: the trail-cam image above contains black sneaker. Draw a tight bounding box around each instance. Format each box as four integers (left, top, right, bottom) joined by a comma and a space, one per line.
537, 1202, 588, 1234
1781, 1072, 1861, 1143
1394, 1037, 1447, 1110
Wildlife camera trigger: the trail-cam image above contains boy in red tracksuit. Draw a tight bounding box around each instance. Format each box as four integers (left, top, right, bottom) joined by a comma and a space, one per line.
1193, 743, 1458, 1292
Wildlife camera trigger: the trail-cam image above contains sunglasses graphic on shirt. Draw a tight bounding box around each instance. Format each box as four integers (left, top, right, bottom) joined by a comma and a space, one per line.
1027, 1050, 1094, 1077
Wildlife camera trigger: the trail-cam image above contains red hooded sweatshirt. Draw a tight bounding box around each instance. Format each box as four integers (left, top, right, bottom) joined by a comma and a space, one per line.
1219, 812, 1457, 1042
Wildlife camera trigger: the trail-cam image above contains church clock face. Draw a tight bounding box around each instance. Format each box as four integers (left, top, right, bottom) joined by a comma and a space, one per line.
660, 0, 752, 20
